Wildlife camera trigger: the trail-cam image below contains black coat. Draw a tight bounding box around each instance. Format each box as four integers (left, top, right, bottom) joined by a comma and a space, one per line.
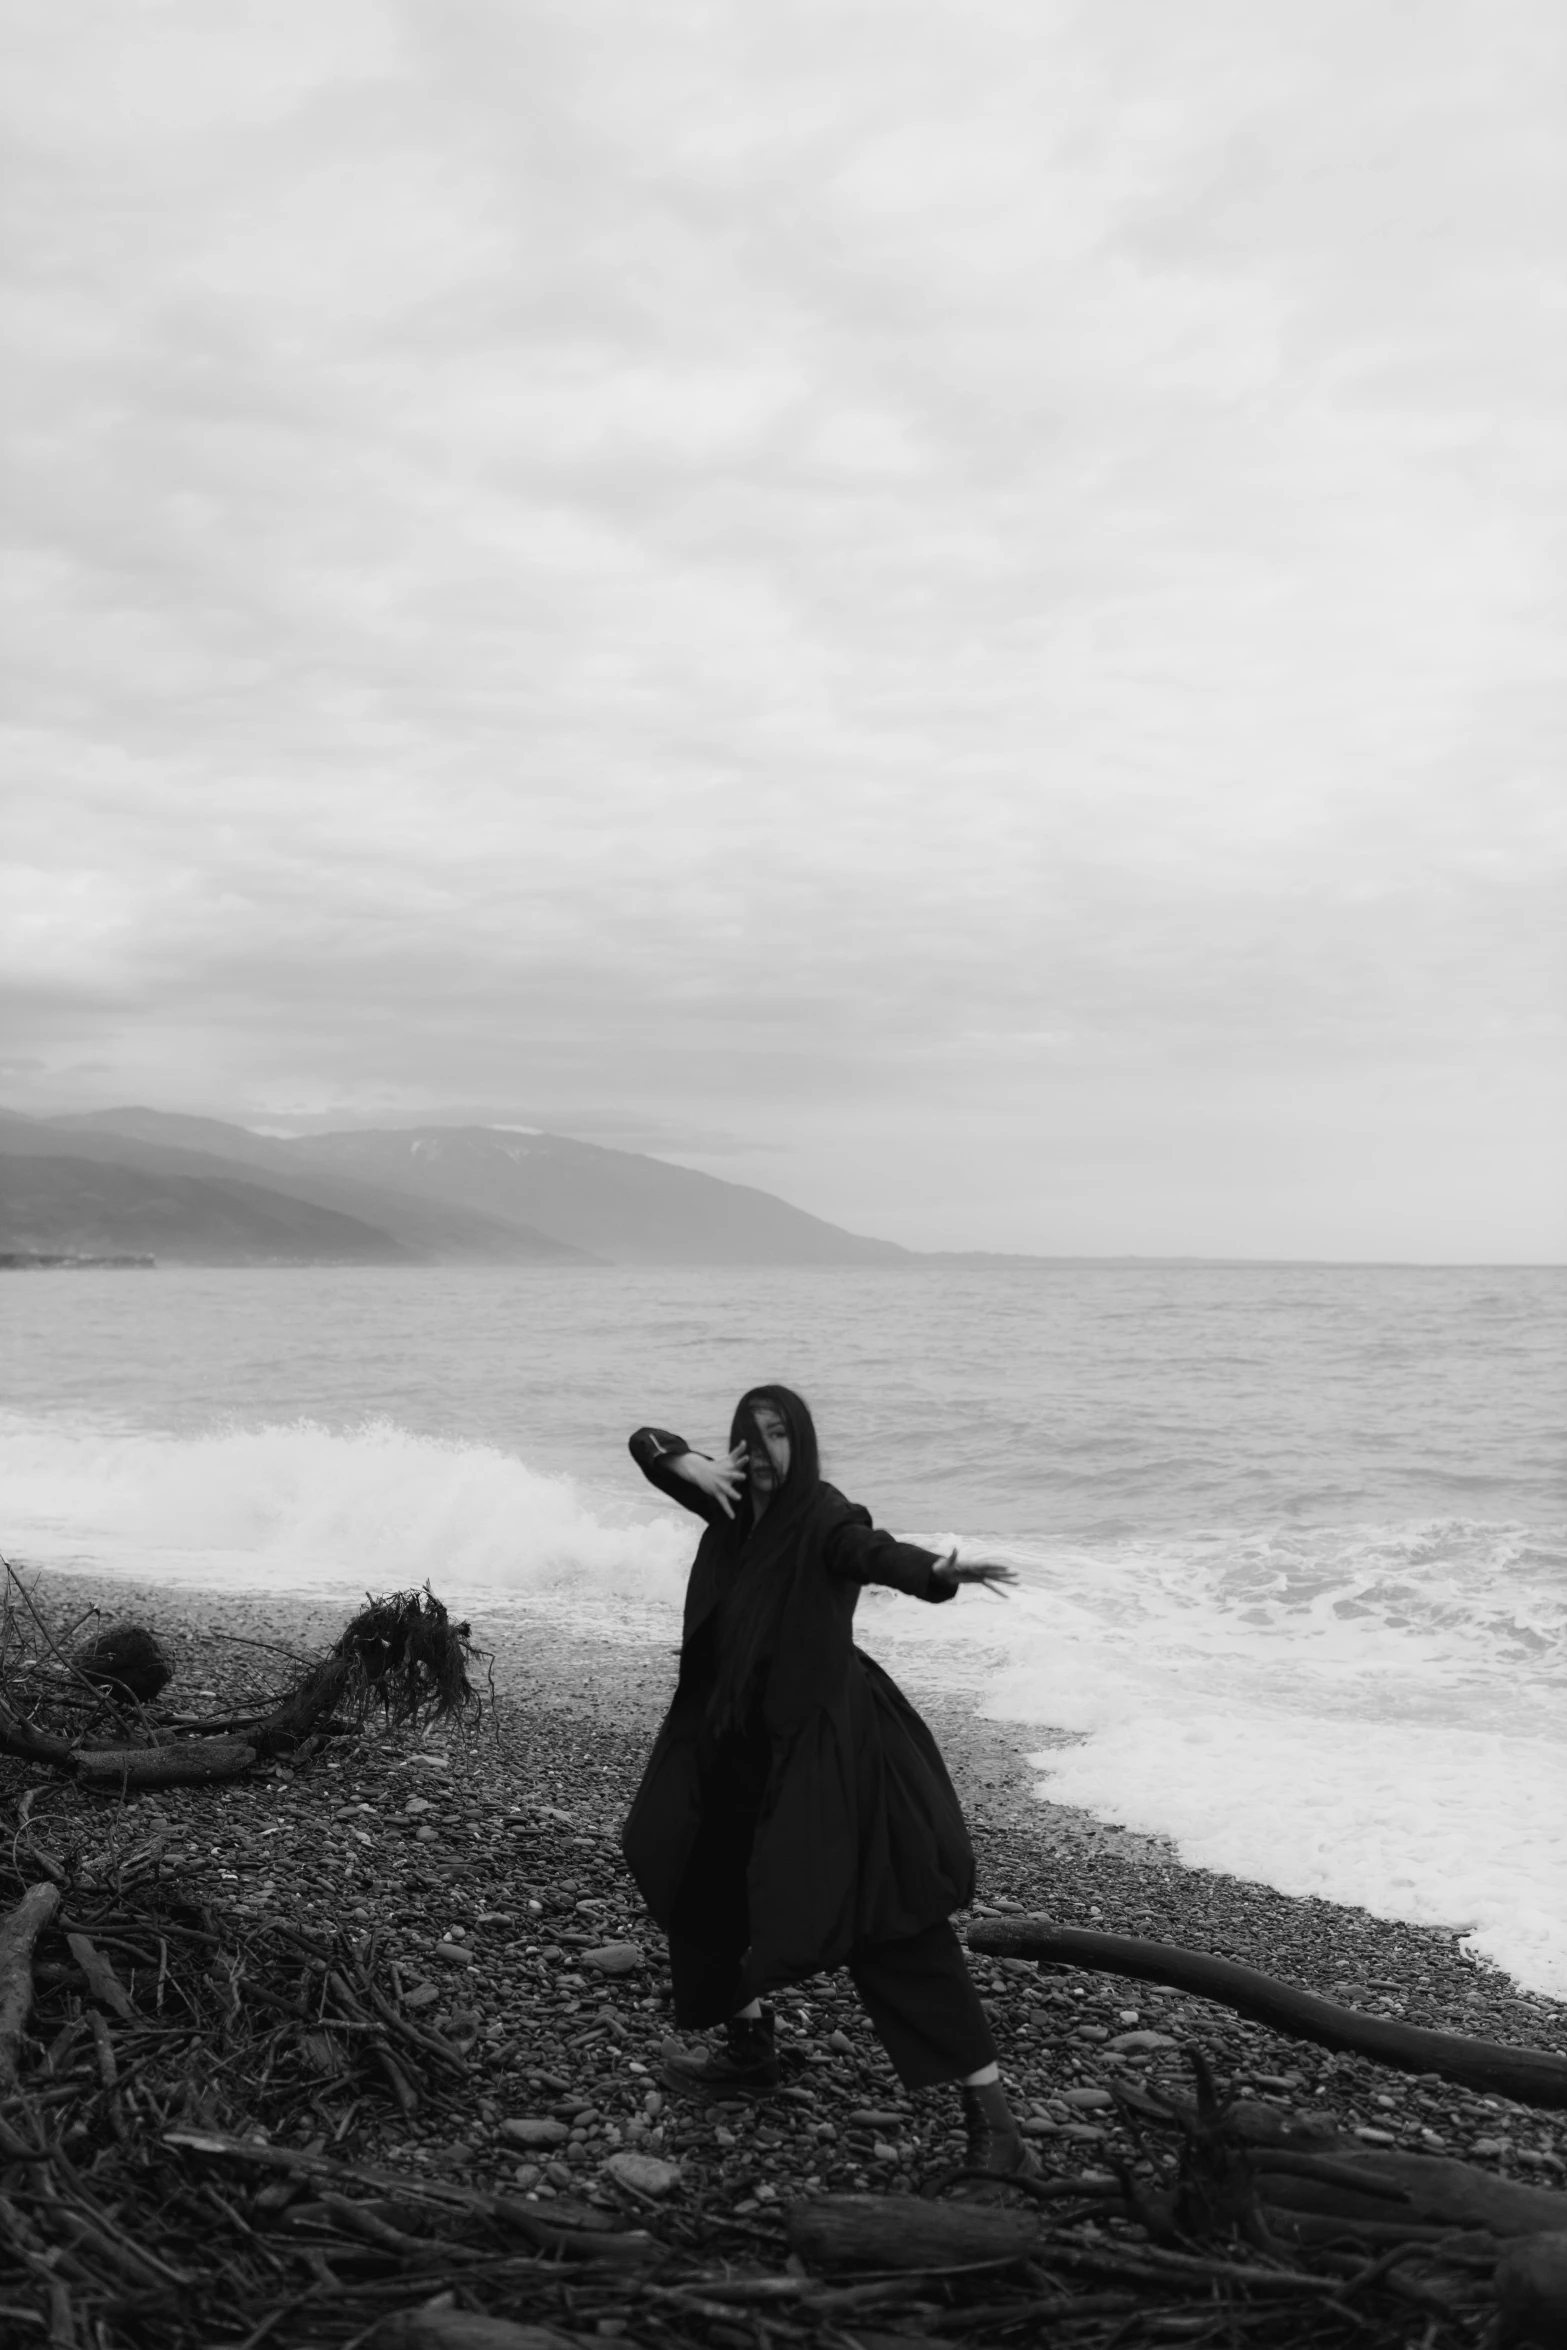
620, 1429, 976, 1992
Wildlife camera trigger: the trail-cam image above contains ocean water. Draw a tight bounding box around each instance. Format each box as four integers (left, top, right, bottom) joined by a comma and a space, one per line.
2, 1263, 1563, 1994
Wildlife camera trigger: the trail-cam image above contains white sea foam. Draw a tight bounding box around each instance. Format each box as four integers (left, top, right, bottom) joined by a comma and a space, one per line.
867, 1525, 1567, 1995
0, 1411, 690, 1613
1025, 1708, 1567, 1997
3, 1410, 1563, 1995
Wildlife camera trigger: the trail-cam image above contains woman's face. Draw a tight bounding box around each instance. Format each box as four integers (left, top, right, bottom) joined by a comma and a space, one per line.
746, 1402, 791, 1504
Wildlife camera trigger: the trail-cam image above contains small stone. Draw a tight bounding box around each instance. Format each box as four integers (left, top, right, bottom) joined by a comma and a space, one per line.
602, 2150, 680, 2198
1107, 2030, 1178, 2053
828, 2029, 853, 2054
501, 2117, 571, 2149
1062, 2087, 1113, 2110
513, 2162, 542, 2189
434, 1943, 473, 1967
1472, 2136, 1510, 2157
1354, 2126, 1398, 2146
403, 1797, 433, 1816
404, 1983, 441, 2010
579, 1944, 642, 1977
416, 1826, 440, 1844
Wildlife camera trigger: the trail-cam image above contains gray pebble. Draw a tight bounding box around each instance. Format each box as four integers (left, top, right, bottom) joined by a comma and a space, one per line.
500, 2117, 571, 2149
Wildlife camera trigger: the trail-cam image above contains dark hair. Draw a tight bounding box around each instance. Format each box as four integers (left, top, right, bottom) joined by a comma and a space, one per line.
727, 1383, 820, 1510
707, 1384, 822, 1735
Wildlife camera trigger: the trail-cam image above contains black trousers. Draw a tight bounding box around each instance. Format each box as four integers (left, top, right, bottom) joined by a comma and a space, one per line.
669, 1915, 997, 2092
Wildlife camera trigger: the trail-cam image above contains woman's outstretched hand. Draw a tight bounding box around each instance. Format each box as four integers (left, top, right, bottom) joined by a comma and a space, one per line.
674, 1443, 749, 1519
932, 1550, 1018, 1593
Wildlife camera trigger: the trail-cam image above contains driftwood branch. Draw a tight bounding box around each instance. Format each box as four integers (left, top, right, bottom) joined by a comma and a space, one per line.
0, 1588, 480, 1791
64, 1932, 136, 2021
0, 1699, 74, 1771
967, 1915, 1567, 2110
1259, 2147, 1567, 2242
70, 1736, 260, 1790
0, 1880, 62, 2091
789, 2192, 1355, 2296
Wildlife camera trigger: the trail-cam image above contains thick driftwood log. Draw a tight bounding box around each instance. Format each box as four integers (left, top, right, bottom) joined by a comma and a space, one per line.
375, 2316, 574, 2350
967, 1917, 1567, 2110
70, 1735, 258, 1789
787, 2194, 1352, 2296
1260, 2149, 1567, 2241
788, 2192, 1040, 2274
0, 1880, 62, 2092
0, 1700, 75, 1770
0, 1712, 257, 1788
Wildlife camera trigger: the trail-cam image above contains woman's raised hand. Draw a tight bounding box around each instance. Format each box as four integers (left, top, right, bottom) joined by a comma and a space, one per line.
933, 1549, 1018, 1592
675, 1443, 749, 1519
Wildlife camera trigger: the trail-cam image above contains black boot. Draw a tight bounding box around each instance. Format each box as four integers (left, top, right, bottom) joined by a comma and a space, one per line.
660, 2005, 779, 2103
956, 2077, 1041, 2196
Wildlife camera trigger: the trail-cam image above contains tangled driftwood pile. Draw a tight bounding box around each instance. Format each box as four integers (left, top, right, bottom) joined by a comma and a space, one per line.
0, 1562, 477, 1793
2, 1570, 1566, 2347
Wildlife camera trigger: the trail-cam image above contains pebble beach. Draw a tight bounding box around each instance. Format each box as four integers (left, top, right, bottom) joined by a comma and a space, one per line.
12, 1565, 1565, 2225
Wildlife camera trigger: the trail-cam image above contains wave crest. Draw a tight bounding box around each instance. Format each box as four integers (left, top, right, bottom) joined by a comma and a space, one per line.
0, 1411, 691, 1604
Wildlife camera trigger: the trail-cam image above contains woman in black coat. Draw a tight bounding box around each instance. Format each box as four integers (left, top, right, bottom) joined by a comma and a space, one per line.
621, 1382, 1039, 2180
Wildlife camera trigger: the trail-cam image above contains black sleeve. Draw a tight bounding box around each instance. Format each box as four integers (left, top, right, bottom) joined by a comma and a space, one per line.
822, 1505, 957, 1604
628, 1427, 723, 1524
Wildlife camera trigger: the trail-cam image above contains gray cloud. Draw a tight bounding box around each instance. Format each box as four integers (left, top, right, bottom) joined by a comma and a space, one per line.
1, 0, 1563, 1254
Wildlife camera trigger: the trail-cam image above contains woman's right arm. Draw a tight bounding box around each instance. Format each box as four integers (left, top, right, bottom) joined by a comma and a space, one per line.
628, 1428, 746, 1522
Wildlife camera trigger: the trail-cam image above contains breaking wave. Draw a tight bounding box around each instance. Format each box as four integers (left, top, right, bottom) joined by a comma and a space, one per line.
4, 1410, 1563, 1994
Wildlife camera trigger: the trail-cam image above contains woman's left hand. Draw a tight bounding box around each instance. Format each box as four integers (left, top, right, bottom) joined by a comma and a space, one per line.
932, 1550, 1017, 1591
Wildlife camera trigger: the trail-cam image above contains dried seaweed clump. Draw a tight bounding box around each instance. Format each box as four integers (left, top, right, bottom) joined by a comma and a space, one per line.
336, 1586, 476, 1724
265, 1588, 478, 1746
73, 1621, 172, 1704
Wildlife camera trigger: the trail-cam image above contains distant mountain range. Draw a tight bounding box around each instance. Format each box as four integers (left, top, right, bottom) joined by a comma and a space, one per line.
0, 1105, 914, 1267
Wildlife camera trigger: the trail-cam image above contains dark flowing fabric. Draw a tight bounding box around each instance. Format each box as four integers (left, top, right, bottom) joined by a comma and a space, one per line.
620, 1428, 975, 1997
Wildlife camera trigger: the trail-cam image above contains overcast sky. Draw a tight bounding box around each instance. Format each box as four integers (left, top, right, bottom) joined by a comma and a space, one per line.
3, 1, 1563, 1257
